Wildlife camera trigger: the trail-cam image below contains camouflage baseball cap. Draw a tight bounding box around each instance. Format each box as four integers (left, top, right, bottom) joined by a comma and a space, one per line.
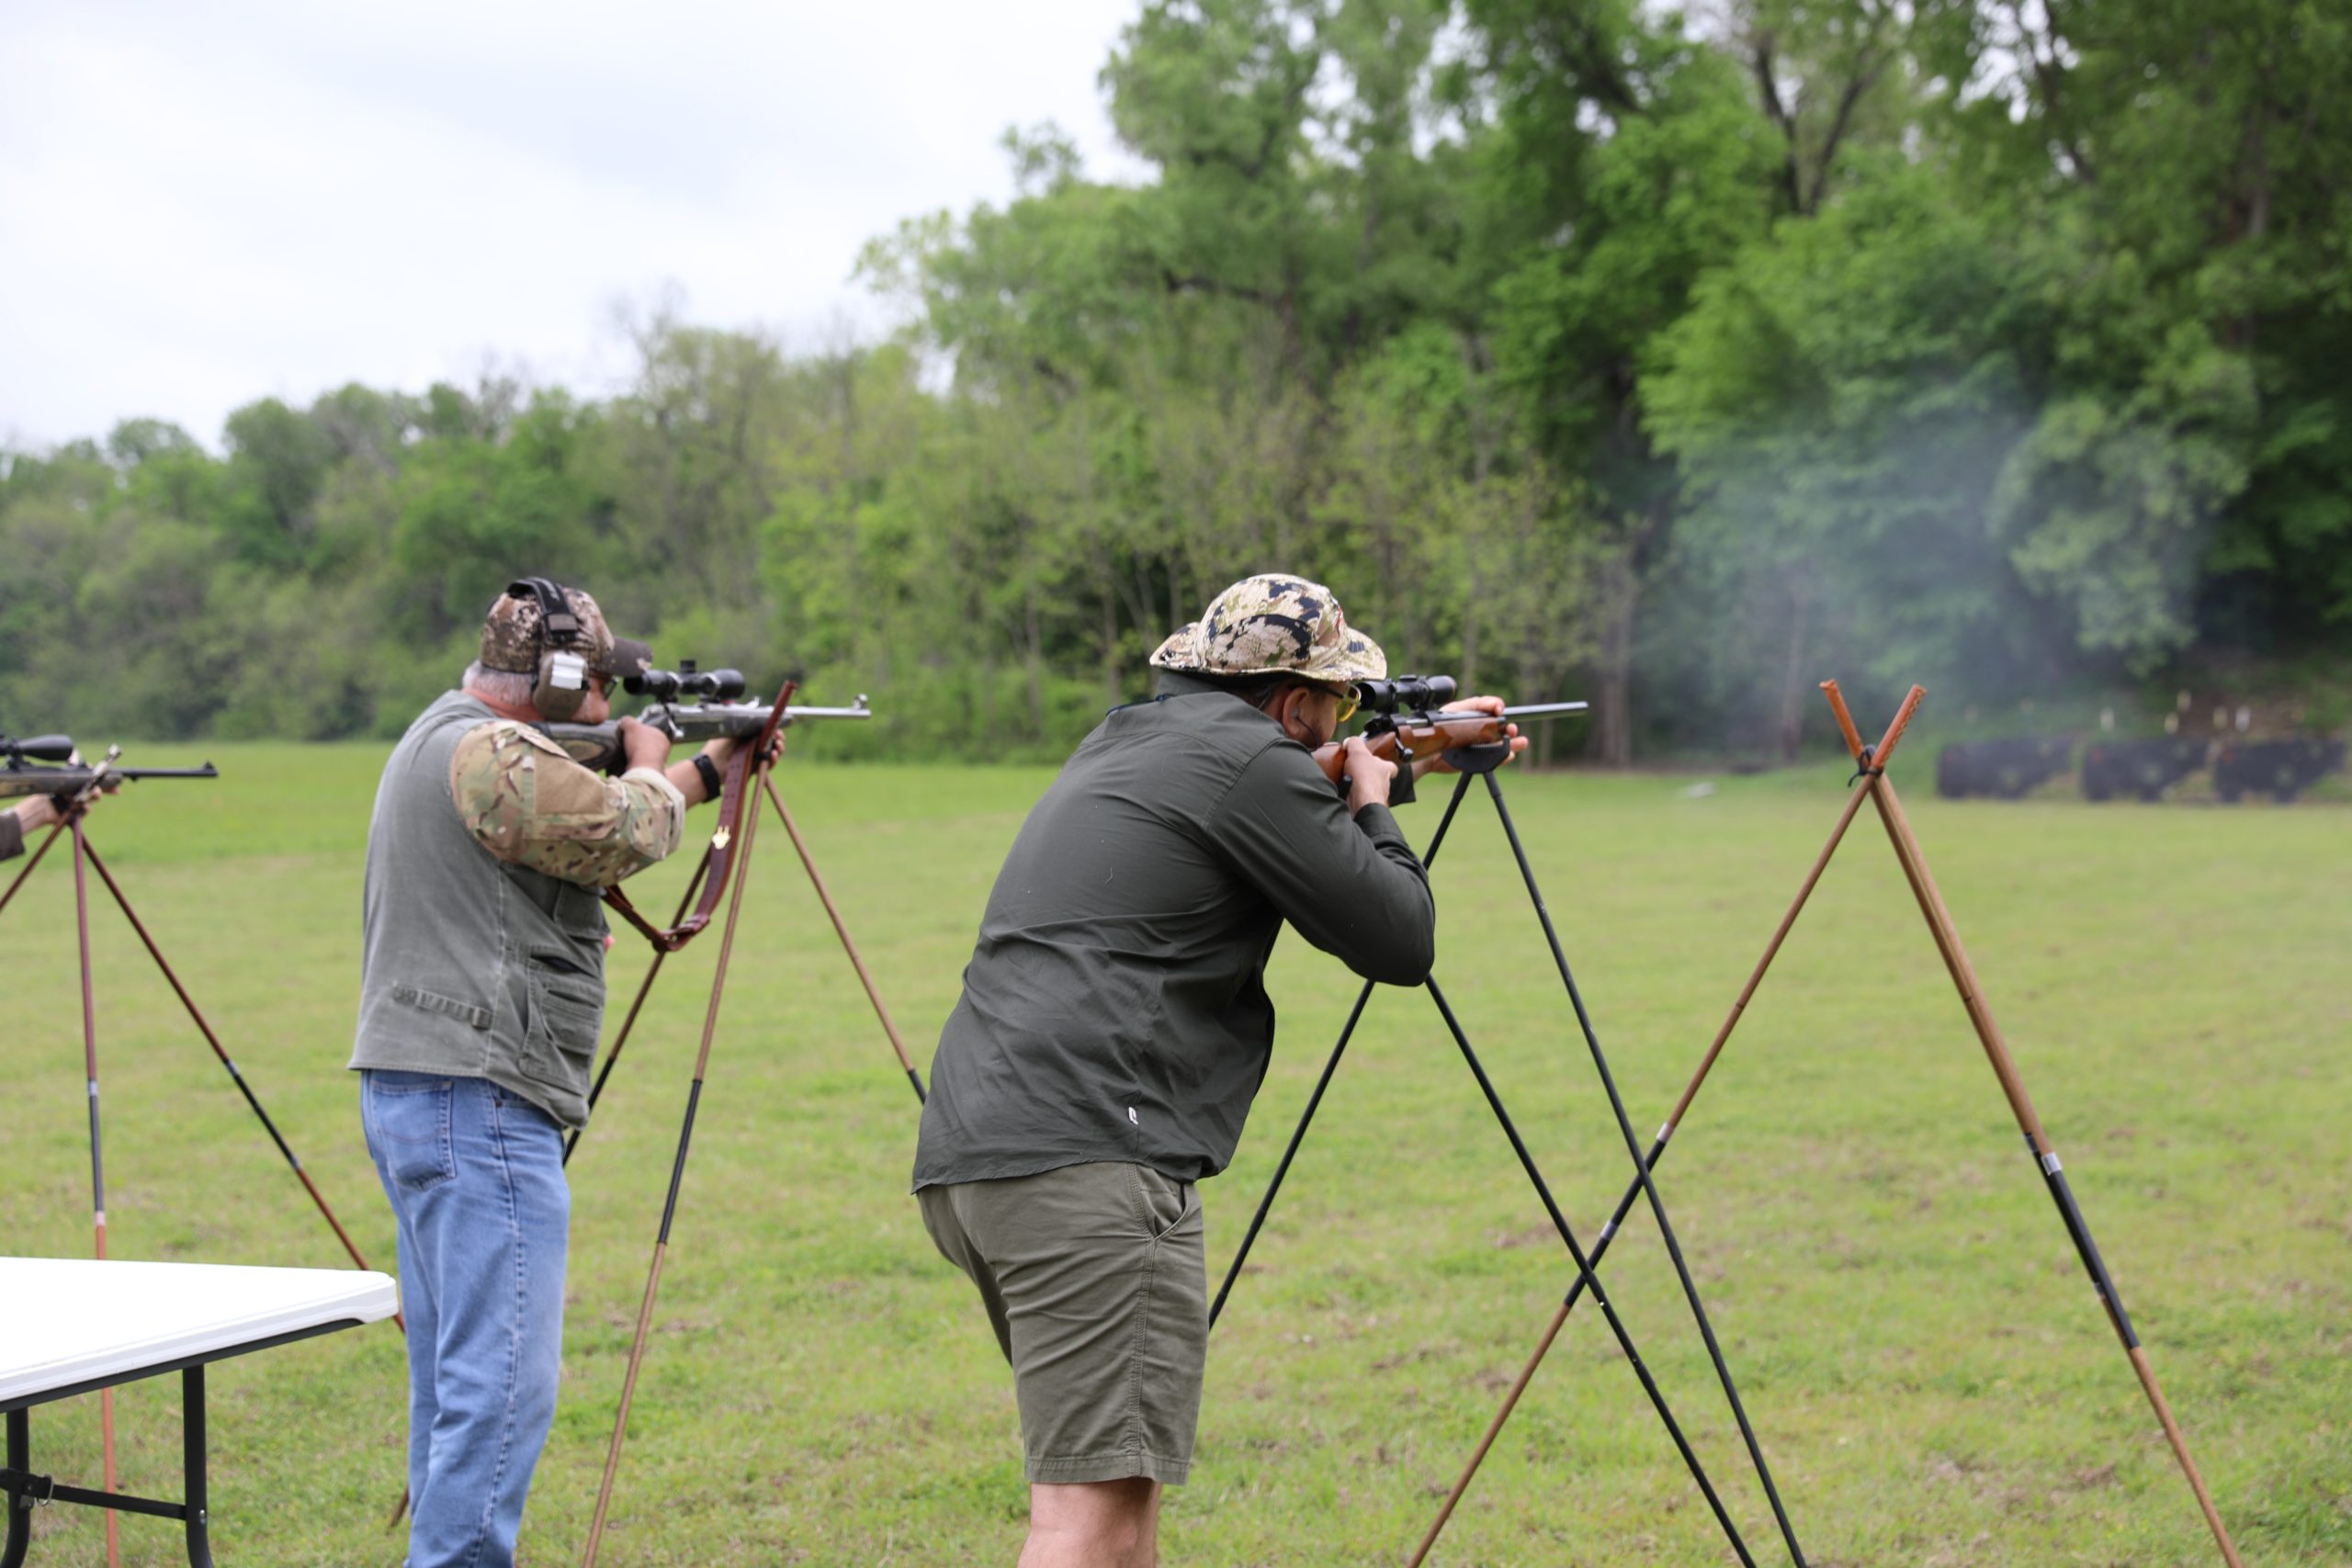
479, 581, 654, 682
1148, 573, 1385, 689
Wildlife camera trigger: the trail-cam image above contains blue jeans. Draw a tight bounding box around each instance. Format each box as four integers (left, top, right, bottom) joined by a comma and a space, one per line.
363, 1070, 570, 1568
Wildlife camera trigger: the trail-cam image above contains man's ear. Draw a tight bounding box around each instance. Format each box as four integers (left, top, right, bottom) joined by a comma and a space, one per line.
1272, 685, 1317, 744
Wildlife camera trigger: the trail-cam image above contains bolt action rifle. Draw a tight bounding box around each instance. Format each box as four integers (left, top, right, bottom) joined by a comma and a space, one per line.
2, 734, 220, 803
537, 662, 873, 773
1308, 676, 1588, 788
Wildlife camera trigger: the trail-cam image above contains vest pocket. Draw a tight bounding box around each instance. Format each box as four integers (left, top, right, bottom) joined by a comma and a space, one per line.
520, 949, 605, 1093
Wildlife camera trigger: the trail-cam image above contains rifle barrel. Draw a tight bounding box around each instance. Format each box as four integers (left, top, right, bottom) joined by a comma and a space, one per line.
1498, 702, 1589, 719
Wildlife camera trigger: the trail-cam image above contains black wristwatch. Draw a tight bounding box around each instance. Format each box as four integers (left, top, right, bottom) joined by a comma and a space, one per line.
692, 751, 724, 801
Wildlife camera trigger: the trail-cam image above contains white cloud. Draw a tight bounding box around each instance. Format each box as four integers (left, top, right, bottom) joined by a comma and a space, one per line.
0, 0, 1150, 448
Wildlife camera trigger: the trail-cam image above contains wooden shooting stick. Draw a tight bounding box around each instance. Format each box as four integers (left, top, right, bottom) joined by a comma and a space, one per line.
1406, 685, 1924, 1567
564, 711, 925, 1172
577, 705, 927, 1563
6, 785, 404, 1561
1819, 680, 2245, 1567
760, 773, 927, 1104
69, 817, 119, 1568
581, 739, 773, 1568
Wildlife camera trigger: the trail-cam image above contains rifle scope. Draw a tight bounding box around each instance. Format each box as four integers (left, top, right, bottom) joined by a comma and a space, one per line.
1352, 675, 1458, 715
625, 662, 747, 703
2, 734, 77, 763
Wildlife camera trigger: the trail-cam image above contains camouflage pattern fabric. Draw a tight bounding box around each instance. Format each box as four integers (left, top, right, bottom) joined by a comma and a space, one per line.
479, 582, 654, 682
1149, 573, 1385, 687
448, 721, 683, 887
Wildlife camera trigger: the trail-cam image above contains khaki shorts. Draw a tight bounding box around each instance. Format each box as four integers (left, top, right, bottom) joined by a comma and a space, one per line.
919, 1162, 1206, 1485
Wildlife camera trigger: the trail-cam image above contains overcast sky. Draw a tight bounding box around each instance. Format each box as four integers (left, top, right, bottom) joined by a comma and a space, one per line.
0, 1, 1149, 451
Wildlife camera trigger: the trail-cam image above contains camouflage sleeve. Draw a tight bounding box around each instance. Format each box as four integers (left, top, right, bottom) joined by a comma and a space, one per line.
0, 807, 22, 863
448, 722, 685, 887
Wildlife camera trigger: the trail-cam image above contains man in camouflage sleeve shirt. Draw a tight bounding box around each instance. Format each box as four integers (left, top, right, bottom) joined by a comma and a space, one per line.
351, 581, 739, 1568
914, 574, 1523, 1567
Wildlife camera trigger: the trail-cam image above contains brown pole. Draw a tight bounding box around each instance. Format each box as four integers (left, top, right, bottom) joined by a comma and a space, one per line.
0, 817, 67, 917
564, 849, 713, 1167
761, 773, 927, 1103
1820, 681, 2245, 1568
1407, 689, 1925, 1566
78, 839, 393, 1297
68, 822, 121, 1568
582, 752, 770, 1568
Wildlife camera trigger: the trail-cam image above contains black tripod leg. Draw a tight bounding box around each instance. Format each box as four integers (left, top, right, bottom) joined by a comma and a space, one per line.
1208, 980, 1373, 1328
1208, 771, 1478, 1329
1428, 976, 1758, 1568
1483, 772, 1808, 1564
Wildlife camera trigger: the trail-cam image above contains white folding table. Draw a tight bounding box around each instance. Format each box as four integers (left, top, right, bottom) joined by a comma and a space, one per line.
0, 1258, 398, 1567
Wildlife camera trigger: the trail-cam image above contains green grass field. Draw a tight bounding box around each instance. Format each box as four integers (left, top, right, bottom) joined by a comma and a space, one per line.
1, 742, 2345, 1565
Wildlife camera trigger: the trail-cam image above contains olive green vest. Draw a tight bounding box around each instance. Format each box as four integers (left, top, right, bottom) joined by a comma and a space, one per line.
348, 691, 608, 1127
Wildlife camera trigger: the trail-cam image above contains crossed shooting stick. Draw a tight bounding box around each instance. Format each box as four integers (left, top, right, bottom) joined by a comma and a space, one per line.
567, 680, 928, 1568
1395, 682, 2244, 1566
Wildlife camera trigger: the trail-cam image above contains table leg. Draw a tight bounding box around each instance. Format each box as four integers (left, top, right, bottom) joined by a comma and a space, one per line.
3, 1411, 28, 1568
180, 1371, 210, 1568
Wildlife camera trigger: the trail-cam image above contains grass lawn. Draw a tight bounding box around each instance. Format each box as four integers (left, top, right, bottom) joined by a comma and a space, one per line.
0, 739, 2344, 1565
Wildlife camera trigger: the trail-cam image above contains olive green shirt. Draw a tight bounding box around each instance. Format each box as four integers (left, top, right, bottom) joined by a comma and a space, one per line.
0, 809, 22, 863
913, 671, 1437, 1187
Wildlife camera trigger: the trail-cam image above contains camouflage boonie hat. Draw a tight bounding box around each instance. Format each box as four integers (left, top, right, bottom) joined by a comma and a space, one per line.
1149, 573, 1386, 689
479, 581, 654, 682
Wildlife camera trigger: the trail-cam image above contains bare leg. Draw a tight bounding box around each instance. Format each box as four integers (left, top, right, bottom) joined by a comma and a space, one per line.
1021, 1478, 1161, 1568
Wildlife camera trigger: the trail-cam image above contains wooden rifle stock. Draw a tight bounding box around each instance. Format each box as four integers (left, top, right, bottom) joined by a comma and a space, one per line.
1309, 702, 1587, 785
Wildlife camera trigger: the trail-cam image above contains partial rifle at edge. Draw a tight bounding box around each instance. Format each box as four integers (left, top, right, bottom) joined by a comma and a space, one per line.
0, 734, 220, 802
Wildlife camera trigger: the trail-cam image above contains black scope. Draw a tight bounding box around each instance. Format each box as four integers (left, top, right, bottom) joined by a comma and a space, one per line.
2, 734, 76, 763
1352, 675, 1458, 715
625, 662, 747, 703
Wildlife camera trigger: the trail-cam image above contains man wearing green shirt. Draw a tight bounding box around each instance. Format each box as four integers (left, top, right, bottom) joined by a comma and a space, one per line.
915, 573, 1521, 1567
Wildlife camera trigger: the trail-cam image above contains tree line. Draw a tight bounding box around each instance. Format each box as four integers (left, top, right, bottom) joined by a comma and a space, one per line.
6, 0, 2346, 762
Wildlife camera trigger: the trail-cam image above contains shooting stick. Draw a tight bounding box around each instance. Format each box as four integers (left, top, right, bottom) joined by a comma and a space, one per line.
581, 737, 773, 1568
1407, 686, 1922, 1564
761, 773, 927, 1104
577, 692, 927, 1562
1479, 761, 1809, 1564
1216, 762, 1785, 1567
564, 852, 711, 1166
6, 785, 402, 1562
565, 720, 926, 1171
68, 818, 119, 1568
1818, 681, 2245, 1567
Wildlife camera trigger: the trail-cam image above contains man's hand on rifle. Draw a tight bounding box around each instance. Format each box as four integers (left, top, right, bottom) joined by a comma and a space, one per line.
1341, 736, 1398, 815
1412, 695, 1529, 778
618, 716, 673, 776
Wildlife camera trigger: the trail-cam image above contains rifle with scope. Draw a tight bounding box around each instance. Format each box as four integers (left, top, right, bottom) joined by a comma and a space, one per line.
1308, 675, 1588, 787
537, 661, 873, 774
2, 733, 220, 803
